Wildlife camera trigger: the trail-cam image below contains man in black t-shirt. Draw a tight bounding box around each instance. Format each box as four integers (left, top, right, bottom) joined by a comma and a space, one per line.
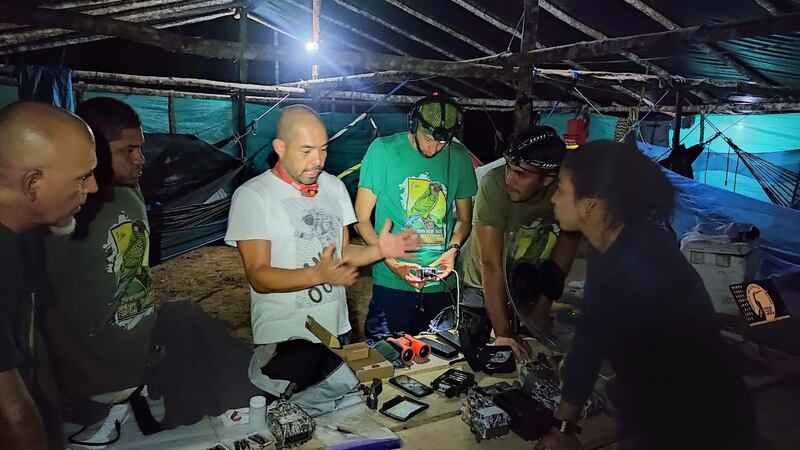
0, 101, 98, 449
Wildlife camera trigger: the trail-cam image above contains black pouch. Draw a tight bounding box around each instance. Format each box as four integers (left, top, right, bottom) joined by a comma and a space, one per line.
493, 388, 555, 441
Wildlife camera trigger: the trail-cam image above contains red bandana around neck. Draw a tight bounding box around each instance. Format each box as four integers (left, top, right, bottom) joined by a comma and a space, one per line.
273, 162, 319, 197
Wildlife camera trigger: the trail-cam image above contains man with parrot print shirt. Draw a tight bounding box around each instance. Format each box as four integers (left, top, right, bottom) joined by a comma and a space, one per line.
43, 97, 156, 398
356, 95, 478, 341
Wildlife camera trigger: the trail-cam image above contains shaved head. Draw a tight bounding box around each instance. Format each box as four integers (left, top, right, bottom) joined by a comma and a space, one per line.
276, 105, 324, 141
273, 105, 328, 185
0, 101, 94, 176
0, 101, 98, 232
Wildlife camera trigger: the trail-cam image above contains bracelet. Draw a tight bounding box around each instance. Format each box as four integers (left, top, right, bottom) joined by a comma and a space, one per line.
446, 243, 462, 256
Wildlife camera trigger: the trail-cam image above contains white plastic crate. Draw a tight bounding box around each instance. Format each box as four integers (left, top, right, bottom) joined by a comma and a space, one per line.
680, 239, 759, 315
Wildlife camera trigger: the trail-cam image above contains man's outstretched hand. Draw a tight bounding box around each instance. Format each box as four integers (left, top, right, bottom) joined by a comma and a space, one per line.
376, 219, 421, 259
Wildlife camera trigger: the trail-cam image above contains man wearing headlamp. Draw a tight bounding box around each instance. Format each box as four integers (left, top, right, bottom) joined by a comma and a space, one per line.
459, 125, 580, 362
356, 95, 478, 341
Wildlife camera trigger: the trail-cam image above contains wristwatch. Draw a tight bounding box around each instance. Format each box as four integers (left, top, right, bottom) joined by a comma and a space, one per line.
446, 243, 462, 256
554, 419, 581, 435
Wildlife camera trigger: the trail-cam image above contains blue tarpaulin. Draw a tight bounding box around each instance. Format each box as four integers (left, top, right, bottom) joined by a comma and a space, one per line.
17, 66, 75, 112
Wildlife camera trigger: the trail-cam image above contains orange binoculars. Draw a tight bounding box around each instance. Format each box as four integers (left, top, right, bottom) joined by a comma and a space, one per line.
387, 334, 431, 362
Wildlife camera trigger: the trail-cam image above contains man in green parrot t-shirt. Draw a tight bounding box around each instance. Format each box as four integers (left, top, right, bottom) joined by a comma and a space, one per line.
356, 96, 477, 341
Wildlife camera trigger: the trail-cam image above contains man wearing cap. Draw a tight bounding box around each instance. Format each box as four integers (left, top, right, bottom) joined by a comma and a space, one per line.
356, 95, 478, 341
459, 126, 580, 362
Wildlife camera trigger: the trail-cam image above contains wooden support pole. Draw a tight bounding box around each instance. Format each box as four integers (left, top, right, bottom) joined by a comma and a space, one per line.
237, 6, 248, 83
168, 95, 176, 134
273, 29, 280, 84
233, 92, 246, 157
311, 0, 321, 80
672, 88, 683, 150
513, 0, 538, 136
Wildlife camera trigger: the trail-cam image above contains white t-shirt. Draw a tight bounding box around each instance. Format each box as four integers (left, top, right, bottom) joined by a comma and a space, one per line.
224, 170, 357, 344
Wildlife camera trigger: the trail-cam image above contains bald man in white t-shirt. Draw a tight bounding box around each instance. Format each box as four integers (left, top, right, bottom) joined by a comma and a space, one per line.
225, 106, 418, 344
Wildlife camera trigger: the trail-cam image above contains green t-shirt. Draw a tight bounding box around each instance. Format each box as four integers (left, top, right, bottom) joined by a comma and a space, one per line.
359, 132, 478, 292
461, 165, 560, 290
45, 186, 156, 393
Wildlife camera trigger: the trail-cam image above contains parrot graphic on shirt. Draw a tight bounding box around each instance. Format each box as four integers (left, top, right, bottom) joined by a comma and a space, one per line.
95, 215, 154, 334
116, 220, 148, 284
404, 182, 443, 228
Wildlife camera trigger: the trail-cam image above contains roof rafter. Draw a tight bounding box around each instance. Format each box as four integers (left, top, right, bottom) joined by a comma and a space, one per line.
0, 8, 237, 55
255, 3, 436, 96
755, 0, 783, 15
323, 0, 501, 96
2, 0, 211, 44
622, 0, 777, 86
538, 0, 716, 103
447, 0, 653, 105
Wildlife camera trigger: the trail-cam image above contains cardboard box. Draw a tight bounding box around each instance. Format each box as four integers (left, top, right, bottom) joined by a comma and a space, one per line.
305, 316, 394, 382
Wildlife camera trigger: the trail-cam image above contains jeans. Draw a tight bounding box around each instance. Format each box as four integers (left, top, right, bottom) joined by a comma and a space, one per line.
363, 285, 453, 341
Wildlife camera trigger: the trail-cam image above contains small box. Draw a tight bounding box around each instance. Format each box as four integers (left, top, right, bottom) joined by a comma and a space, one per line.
305, 316, 394, 382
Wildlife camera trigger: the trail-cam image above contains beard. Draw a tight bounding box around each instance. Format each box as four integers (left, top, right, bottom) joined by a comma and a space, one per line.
49, 217, 77, 237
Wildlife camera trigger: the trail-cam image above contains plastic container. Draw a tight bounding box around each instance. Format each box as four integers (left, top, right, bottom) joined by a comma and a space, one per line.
249, 395, 267, 431
680, 238, 759, 315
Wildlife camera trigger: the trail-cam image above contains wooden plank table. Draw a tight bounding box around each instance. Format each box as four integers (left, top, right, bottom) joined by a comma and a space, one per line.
80, 338, 616, 449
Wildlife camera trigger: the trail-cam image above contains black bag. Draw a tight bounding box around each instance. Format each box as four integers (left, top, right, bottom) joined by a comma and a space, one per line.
493, 389, 555, 441
131, 301, 260, 433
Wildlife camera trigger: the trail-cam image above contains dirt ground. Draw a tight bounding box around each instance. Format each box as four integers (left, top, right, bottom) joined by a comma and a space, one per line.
150, 243, 374, 345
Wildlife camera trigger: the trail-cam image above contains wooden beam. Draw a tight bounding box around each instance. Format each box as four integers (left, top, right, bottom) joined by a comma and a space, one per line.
514, 0, 538, 135
1, 0, 234, 45
331, 0, 519, 95
281, 0, 496, 96
595, 102, 800, 113
247, 13, 299, 42
672, 88, 683, 149
0, 9, 237, 55
755, 0, 783, 15
276, 0, 492, 95
377, 0, 510, 96
539, 0, 718, 104
6, 67, 304, 94
273, 28, 279, 83
330, 0, 461, 60
0, 4, 508, 79
496, 12, 800, 66
381, 0, 494, 54
621, 0, 777, 86
237, 6, 247, 83
448, 0, 650, 104
270, 0, 433, 95
447, 0, 521, 38
311, 0, 320, 80
168, 95, 176, 133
